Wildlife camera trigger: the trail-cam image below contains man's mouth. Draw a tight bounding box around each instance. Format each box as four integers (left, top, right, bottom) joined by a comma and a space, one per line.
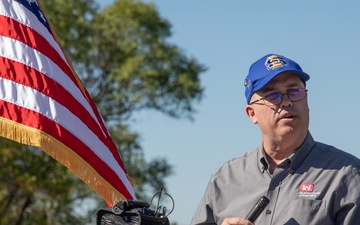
280, 113, 296, 120
283, 115, 295, 119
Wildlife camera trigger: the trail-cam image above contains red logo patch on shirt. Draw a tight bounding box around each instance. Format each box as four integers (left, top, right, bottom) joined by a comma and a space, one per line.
299, 183, 314, 192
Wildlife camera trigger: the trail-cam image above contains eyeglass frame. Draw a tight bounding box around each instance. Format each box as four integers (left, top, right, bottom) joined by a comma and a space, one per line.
249, 88, 308, 106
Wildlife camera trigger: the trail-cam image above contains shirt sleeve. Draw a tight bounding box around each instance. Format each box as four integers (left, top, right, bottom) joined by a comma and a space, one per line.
190, 177, 218, 225
337, 169, 360, 225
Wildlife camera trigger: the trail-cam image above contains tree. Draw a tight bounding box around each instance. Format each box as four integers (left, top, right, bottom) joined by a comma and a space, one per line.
88, 0, 205, 122
0, 0, 206, 224
0, 139, 95, 225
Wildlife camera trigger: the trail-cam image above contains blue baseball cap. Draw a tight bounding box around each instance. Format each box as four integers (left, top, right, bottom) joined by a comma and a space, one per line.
244, 54, 310, 104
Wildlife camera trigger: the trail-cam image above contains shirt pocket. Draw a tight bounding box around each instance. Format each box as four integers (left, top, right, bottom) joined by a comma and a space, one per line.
283, 199, 328, 225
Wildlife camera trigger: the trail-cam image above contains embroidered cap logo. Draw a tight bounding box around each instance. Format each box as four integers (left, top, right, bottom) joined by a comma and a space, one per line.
265, 55, 287, 70
244, 78, 252, 89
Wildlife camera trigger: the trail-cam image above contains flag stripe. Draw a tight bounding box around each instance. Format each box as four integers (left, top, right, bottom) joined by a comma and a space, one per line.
0, 9, 124, 168
0, 14, 80, 92
0, 116, 130, 204
0, 75, 134, 198
0, 15, 93, 119
0, 34, 108, 142
0, 0, 65, 61
0, 54, 102, 136
0, 3, 111, 141
0, 99, 133, 199
0, 0, 136, 202
0, 34, 129, 176
0, 7, 127, 171
0, 49, 112, 156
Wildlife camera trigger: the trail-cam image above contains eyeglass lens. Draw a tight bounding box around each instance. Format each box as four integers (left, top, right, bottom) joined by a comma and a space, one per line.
265, 88, 307, 105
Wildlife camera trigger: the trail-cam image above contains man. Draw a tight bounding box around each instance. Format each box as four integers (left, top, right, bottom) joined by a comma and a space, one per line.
190, 54, 360, 225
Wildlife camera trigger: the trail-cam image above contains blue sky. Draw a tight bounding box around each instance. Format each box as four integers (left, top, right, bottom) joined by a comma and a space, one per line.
99, 1, 360, 224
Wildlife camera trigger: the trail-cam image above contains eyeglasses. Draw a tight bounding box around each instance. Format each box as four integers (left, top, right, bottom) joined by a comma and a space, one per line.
250, 88, 308, 106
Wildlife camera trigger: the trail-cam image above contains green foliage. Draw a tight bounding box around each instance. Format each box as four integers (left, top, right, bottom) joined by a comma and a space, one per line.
85, 0, 206, 121
40, 0, 98, 64
0, 0, 206, 224
0, 138, 96, 224
110, 124, 174, 200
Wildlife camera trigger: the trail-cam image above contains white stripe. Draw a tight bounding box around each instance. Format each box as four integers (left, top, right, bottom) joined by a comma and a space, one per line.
0, 0, 67, 63
0, 76, 134, 197
0, 35, 107, 137
0, 0, 135, 198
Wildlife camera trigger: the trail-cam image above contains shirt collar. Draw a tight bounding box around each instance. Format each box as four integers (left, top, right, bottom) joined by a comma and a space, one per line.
288, 132, 315, 171
257, 132, 316, 173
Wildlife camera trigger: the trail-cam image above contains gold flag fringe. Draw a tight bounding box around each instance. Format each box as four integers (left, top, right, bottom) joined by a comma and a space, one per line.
0, 117, 131, 204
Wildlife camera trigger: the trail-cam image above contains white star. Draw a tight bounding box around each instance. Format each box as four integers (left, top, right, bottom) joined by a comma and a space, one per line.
38, 10, 46, 22
24, 0, 45, 23
26, 0, 38, 5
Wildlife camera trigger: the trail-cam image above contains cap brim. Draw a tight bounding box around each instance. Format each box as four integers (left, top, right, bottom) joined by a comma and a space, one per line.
252, 69, 310, 93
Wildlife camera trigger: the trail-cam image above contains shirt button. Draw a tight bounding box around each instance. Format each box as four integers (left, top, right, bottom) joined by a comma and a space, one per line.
266, 209, 271, 215
273, 181, 279, 186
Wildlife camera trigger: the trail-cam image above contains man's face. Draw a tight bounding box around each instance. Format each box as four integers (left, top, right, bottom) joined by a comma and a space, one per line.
245, 72, 310, 143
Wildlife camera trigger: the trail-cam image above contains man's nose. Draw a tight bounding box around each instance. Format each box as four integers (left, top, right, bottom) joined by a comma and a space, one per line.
281, 94, 293, 107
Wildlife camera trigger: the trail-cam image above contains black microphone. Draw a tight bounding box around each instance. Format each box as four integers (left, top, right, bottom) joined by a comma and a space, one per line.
245, 196, 270, 223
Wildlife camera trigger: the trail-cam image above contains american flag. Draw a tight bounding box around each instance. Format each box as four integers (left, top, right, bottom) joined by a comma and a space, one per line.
0, 0, 136, 203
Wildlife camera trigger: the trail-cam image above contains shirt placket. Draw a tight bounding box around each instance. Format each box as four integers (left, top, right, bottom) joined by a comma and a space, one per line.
265, 159, 291, 225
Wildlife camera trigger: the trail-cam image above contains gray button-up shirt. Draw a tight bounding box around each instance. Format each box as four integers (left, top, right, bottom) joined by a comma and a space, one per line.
190, 132, 360, 225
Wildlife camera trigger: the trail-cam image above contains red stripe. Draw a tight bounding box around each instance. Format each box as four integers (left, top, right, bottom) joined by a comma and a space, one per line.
0, 56, 127, 173
0, 56, 111, 154
0, 14, 127, 171
0, 99, 133, 199
0, 57, 103, 143
0, 3, 133, 199
0, 15, 79, 90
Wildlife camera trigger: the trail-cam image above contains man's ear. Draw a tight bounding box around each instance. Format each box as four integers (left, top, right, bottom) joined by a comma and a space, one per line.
245, 105, 258, 124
